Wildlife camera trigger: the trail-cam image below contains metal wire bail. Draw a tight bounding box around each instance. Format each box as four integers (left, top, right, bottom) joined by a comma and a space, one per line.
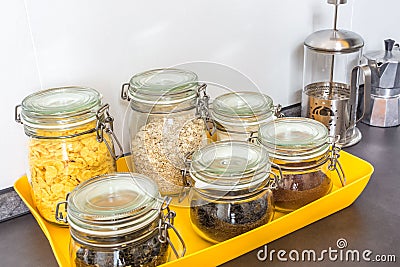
178, 151, 194, 202
96, 104, 124, 160
274, 104, 285, 118
157, 197, 186, 258
247, 131, 258, 143
268, 162, 282, 190
55, 193, 70, 223
120, 83, 130, 101
14, 105, 22, 124
196, 83, 216, 136
328, 135, 346, 186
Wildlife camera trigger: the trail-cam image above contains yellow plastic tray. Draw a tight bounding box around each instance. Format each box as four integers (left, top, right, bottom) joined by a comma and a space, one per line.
14, 151, 373, 267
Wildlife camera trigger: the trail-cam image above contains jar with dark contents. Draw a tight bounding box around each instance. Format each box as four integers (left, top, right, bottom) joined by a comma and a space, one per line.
187, 141, 278, 243
55, 173, 185, 267
256, 117, 346, 213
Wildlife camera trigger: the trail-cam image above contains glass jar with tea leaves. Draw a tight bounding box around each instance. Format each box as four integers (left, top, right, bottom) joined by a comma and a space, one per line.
184, 141, 279, 243
256, 117, 346, 213
56, 173, 185, 267
121, 68, 213, 196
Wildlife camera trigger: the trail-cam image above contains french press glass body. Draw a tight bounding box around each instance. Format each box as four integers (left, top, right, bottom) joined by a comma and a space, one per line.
301, 0, 370, 147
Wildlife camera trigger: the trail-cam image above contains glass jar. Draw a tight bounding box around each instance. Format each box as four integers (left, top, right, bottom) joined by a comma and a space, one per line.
211, 91, 279, 141
56, 173, 185, 267
256, 117, 346, 213
121, 68, 211, 196
186, 141, 277, 243
15, 87, 120, 224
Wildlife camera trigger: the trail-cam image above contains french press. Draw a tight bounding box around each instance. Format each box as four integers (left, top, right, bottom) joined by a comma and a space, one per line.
301, 0, 371, 147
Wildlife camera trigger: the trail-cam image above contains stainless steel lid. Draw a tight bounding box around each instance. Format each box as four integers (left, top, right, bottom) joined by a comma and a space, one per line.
304, 29, 364, 53
364, 39, 400, 89
364, 39, 400, 63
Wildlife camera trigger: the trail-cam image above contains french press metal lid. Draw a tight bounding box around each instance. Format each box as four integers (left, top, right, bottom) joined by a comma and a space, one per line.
304, 29, 363, 53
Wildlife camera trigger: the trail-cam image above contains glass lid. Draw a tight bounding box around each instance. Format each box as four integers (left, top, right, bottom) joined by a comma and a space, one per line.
212, 92, 274, 119
21, 86, 101, 128
128, 68, 199, 104
258, 117, 328, 150
190, 141, 270, 186
68, 173, 160, 222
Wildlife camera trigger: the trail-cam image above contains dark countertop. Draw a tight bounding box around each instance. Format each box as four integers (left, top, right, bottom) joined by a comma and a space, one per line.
1, 123, 399, 266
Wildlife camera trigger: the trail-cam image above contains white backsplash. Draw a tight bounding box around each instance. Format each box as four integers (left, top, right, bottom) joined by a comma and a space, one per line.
2, 0, 398, 188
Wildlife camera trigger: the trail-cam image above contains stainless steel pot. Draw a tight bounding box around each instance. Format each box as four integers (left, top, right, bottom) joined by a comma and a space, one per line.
359, 39, 400, 127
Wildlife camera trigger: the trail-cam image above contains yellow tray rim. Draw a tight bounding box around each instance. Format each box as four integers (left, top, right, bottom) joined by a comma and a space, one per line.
14, 151, 374, 267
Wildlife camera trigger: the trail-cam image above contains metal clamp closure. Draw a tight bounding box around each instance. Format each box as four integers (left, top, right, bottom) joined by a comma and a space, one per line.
55, 193, 70, 223
196, 83, 216, 136
178, 152, 194, 202
274, 104, 285, 118
247, 131, 258, 143
96, 104, 124, 160
157, 197, 186, 258
15, 104, 22, 124
120, 83, 130, 101
267, 162, 282, 190
328, 135, 346, 186
180, 151, 194, 187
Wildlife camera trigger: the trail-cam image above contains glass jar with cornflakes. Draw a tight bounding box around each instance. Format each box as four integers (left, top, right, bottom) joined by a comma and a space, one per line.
15, 86, 121, 225
121, 68, 212, 196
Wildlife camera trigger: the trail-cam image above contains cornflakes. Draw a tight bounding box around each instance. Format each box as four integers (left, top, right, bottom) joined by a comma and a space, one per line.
28, 121, 116, 224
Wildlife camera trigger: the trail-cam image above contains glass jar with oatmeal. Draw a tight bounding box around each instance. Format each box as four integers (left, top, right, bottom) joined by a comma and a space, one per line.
15, 86, 121, 225
55, 173, 185, 267
121, 68, 211, 196
256, 117, 346, 213
211, 91, 280, 141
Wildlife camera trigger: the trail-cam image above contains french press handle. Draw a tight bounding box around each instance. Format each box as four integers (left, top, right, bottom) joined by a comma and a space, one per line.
350, 65, 372, 124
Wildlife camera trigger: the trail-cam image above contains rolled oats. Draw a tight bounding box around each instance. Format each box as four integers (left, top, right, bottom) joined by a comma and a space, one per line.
131, 115, 205, 195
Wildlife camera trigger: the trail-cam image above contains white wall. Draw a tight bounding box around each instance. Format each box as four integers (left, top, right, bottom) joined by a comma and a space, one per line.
2, 0, 398, 189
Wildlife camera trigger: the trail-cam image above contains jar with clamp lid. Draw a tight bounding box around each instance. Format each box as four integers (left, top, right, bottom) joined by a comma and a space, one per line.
55, 173, 186, 267
211, 91, 281, 141
184, 141, 279, 243
121, 68, 213, 196
15, 86, 122, 224
256, 117, 346, 213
